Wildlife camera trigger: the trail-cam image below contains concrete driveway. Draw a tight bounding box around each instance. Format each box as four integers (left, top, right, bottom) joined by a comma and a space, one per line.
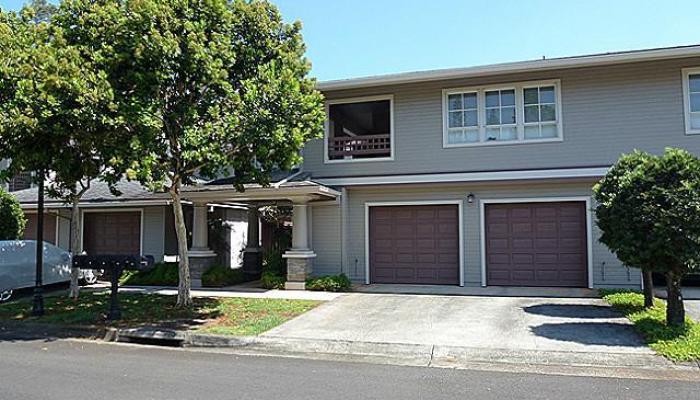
263, 293, 652, 354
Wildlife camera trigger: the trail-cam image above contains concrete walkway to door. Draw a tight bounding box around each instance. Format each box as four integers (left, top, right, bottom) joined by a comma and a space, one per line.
262, 293, 652, 355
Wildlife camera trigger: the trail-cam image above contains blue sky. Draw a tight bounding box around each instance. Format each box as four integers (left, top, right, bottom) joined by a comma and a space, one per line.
3, 0, 700, 81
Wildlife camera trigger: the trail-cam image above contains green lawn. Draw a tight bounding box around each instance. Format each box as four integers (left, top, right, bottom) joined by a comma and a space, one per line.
600, 290, 700, 362
0, 291, 320, 336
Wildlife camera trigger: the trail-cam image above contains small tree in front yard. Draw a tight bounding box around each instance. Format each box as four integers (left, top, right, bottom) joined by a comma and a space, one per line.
0, 188, 26, 240
56, 0, 325, 307
593, 148, 700, 327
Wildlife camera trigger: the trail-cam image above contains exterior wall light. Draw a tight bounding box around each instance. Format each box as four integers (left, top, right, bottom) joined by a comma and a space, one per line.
467, 193, 475, 204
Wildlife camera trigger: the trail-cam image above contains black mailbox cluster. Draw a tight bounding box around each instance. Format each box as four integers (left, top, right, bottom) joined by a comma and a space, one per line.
73, 254, 155, 320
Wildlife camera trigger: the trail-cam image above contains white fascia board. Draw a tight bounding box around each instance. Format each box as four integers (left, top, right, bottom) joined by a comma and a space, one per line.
317, 45, 700, 91
315, 167, 609, 187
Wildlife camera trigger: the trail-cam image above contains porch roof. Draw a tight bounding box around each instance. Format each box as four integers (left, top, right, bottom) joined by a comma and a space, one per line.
180, 180, 341, 203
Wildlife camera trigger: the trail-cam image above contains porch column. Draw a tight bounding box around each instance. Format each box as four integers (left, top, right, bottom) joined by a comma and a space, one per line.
188, 202, 216, 287
242, 205, 263, 279
283, 197, 316, 290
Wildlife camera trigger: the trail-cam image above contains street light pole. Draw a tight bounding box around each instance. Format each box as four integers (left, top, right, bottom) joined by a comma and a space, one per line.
32, 169, 45, 316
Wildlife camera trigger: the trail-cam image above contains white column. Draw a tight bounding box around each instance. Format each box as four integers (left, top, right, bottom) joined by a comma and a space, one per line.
189, 202, 215, 256
284, 197, 316, 290
291, 203, 310, 250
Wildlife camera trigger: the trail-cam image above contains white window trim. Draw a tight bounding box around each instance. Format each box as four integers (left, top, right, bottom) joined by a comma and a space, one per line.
323, 94, 395, 164
682, 67, 700, 135
479, 197, 593, 289
364, 200, 465, 287
442, 79, 563, 148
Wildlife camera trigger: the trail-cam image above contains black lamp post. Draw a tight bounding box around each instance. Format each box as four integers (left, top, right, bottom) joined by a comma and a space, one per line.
32, 169, 45, 316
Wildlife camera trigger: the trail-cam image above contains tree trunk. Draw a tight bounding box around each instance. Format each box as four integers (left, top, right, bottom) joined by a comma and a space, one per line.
170, 180, 192, 307
665, 269, 685, 327
642, 269, 655, 308
68, 197, 81, 299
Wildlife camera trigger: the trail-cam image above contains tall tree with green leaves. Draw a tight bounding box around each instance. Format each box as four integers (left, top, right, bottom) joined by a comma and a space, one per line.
0, 6, 128, 299
25, 0, 57, 23
56, 0, 324, 306
594, 149, 700, 327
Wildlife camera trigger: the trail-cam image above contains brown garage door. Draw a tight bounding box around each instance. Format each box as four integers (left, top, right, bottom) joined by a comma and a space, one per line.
23, 214, 57, 244
369, 205, 459, 285
485, 202, 588, 287
83, 212, 141, 255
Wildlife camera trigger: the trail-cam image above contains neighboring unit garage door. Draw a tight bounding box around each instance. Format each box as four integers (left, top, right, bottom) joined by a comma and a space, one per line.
23, 214, 57, 245
485, 202, 588, 287
83, 212, 141, 255
369, 205, 460, 285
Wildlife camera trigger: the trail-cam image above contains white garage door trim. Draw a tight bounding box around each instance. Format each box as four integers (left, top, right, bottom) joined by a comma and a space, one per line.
364, 200, 465, 286
479, 196, 593, 289
79, 208, 145, 255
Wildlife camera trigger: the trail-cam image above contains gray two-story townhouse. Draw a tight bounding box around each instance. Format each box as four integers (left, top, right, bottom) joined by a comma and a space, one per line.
300, 45, 700, 290
8, 45, 700, 291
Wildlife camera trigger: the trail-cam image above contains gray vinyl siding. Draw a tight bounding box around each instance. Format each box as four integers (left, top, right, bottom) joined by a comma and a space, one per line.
311, 180, 640, 289
310, 204, 342, 276
303, 56, 700, 178
142, 206, 166, 262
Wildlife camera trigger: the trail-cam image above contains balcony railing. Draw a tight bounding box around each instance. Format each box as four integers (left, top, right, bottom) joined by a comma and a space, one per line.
328, 134, 391, 160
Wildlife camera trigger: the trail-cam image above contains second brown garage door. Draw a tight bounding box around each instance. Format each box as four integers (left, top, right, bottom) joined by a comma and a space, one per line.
369, 205, 460, 285
83, 212, 141, 255
485, 202, 588, 287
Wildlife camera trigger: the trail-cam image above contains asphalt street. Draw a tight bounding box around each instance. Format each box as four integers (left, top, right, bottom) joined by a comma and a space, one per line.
0, 338, 698, 400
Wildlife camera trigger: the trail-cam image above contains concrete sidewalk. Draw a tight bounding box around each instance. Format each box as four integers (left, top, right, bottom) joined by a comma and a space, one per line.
107, 284, 344, 301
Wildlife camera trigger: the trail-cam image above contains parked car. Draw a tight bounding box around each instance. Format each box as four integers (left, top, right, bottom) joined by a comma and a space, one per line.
0, 240, 97, 302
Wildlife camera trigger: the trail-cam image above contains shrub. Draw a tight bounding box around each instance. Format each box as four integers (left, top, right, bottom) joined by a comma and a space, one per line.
120, 262, 179, 286
0, 188, 26, 240
263, 249, 287, 276
261, 270, 285, 290
593, 148, 700, 326
202, 265, 249, 287
305, 274, 352, 292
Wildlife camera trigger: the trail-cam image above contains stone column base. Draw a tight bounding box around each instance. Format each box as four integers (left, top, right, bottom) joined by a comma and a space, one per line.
242, 247, 263, 280
283, 250, 315, 290
189, 250, 217, 288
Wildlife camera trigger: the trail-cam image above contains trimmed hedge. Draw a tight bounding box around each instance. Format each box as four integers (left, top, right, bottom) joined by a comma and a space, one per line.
202, 265, 249, 287
120, 262, 179, 286
305, 274, 352, 292
121, 263, 252, 288
261, 270, 285, 290
0, 188, 26, 240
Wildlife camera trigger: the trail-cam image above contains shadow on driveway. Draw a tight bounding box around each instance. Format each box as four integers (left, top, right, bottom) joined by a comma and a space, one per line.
522, 304, 622, 319
530, 322, 645, 347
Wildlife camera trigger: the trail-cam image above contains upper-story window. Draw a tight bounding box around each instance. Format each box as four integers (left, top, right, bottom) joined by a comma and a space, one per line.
325, 95, 394, 163
443, 80, 562, 147
683, 68, 700, 134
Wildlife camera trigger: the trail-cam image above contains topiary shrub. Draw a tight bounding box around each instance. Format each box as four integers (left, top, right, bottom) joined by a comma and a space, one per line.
305, 274, 352, 292
202, 265, 249, 287
120, 262, 179, 286
0, 188, 26, 240
594, 148, 700, 327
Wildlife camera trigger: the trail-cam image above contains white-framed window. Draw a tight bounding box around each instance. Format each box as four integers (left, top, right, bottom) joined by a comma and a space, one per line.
683, 67, 700, 135
324, 95, 394, 163
443, 79, 562, 147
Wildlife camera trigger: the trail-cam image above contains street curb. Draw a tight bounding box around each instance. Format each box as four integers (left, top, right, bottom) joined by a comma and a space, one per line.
111, 327, 700, 373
